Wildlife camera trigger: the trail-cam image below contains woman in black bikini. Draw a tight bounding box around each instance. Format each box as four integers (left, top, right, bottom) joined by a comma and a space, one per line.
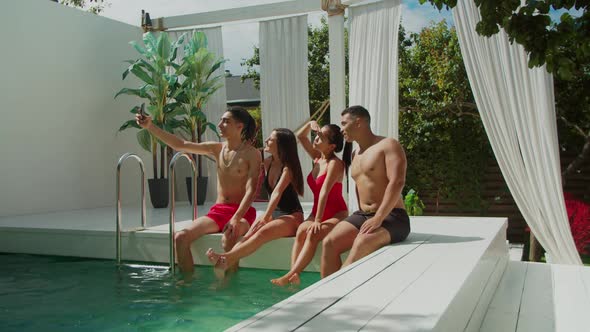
207, 128, 304, 276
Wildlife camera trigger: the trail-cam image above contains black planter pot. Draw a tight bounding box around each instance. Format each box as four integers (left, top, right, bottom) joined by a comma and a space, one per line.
148, 178, 169, 208
186, 176, 208, 206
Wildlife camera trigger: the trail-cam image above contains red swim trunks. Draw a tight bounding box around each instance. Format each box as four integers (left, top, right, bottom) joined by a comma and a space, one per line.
206, 203, 257, 231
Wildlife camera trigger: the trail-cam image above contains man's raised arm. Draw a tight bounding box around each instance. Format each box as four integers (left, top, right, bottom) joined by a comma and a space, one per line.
136, 114, 219, 156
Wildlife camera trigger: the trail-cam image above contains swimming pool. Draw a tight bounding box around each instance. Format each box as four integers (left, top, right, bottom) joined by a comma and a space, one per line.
0, 254, 319, 331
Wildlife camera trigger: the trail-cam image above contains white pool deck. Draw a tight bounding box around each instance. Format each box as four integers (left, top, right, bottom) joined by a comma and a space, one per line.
0, 202, 323, 270
1, 203, 589, 331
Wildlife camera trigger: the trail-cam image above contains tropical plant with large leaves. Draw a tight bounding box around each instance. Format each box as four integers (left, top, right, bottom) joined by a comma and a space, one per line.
174, 32, 225, 178
115, 32, 186, 179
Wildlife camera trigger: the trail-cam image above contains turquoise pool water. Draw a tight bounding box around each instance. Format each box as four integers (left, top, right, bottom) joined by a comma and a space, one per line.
0, 254, 319, 331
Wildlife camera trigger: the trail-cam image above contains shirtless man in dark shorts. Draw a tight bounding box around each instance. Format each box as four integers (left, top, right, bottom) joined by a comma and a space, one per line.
320, 105, 410, 278
136, 106, 261, 275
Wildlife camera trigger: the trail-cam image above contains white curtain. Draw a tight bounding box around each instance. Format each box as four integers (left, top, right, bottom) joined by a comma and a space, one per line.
453, 0, 581, 264
347, 0, 402, 211
169, 27, 227, 202
260, 15, 313, 201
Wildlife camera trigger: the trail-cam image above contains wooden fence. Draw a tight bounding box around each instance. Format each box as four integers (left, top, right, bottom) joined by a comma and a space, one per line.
419, 152, 590, 243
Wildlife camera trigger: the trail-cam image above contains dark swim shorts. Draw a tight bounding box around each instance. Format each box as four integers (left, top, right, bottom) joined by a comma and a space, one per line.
344, 208, 410, 244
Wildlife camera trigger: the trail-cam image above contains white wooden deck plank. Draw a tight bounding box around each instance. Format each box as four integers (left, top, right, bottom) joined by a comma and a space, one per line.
427, 224, 507, 332
582, 267, 590, 301
516, 262, 554, 332
488, 261, 528, 311
463, 254, 509, 332
302, 228, 506, 332
359, 221, 506, 332
231, 218, 505, 332
516, 313, 554, 332
228, 233, 431, 332
552, 264, 590, 332
479, 261, 527, 332
519, 263, 553, 315
298, 233, 457, 331
480, 309, 520, 332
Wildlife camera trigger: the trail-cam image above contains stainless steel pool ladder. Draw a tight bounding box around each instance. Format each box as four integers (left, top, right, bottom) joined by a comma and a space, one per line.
169, 152, 197, 275
116, 152, 197, 274
115, 153, 146, 266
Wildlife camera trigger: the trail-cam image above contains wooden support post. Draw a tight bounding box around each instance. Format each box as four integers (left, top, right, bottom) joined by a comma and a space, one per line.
529, 232, 543, 262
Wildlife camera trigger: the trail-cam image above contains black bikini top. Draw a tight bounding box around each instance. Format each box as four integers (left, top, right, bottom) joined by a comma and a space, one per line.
264, 159, 302, 214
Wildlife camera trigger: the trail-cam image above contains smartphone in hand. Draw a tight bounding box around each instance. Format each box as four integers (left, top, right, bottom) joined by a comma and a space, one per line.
138, 103, 146, 118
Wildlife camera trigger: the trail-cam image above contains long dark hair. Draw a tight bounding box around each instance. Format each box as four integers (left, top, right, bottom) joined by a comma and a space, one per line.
227, 106, 256, 142
324, 124, 352, 174
273, 128, 304, 196
342, 142, 352, 174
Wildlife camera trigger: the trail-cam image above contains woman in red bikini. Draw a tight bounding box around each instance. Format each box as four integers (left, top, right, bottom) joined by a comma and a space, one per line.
207, 128, 305, 277
271, 121, 350, 286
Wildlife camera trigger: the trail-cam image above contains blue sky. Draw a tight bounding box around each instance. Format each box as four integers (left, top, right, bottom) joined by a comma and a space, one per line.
402, 1, 452, 32
96, 0, 579, 75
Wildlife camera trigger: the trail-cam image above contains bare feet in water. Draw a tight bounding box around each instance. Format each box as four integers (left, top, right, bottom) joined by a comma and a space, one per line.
176, 270, 195, 286
206, 248, 221, 265
270, 274, 290, 286
271, 273, 300, 286
288, 273, 300, 285
206, 248, 236, 279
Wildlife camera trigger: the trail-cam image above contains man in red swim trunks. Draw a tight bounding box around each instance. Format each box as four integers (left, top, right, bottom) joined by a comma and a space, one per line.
136, 106, 261, 274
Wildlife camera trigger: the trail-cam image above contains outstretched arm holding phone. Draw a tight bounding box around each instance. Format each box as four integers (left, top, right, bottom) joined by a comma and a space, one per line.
136, 113, 220, 157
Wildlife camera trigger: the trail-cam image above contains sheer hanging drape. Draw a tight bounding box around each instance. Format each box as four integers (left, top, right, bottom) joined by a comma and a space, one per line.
169, 27, 227, 202
259, 15, 313, 201
453, 0, 581, 264
347, 0, 402, 211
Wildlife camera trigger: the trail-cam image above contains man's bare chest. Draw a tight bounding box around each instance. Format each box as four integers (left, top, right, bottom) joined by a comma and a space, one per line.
351, 150, 383, 180
217, 159, 248, 179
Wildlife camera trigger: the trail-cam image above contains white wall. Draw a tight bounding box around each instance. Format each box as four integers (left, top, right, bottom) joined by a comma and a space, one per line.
0, 0, 152, 216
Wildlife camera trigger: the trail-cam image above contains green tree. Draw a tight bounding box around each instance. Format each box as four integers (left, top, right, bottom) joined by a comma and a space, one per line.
555, 65, 590, 186
398, 21, 491, 210
50, 0, 108, 14
399, 18, 589, 203
240, 47, 260, 89
421, 0, 590, 187
420, 0, 588, 81
248, 107, 264, 149
306, 16, 332, 113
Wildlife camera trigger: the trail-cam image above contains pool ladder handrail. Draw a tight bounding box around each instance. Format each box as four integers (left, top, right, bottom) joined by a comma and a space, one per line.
116, 153, 146, 266
169, 152, 198, 275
